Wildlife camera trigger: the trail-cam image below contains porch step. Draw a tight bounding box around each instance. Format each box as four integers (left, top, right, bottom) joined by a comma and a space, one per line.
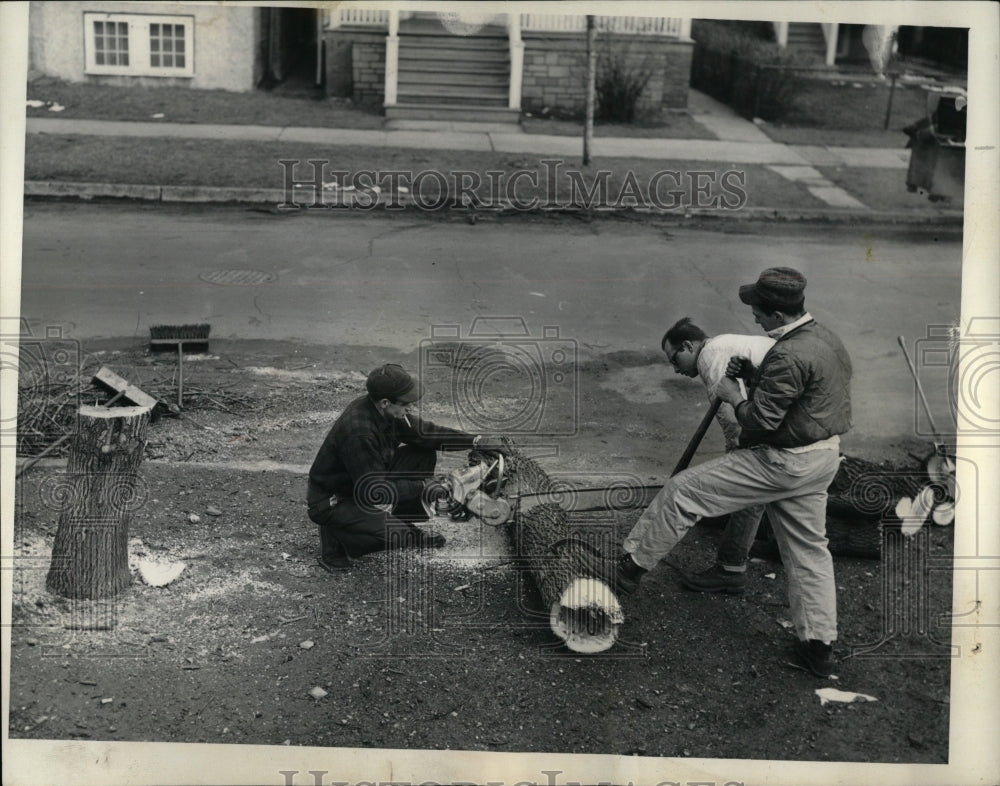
385, 102, 520, 123
398, 53, 509, 72
399, 71, 507, 89
786, 22, 827, 60
396, 87, 508, 106
397, 32, 509, 108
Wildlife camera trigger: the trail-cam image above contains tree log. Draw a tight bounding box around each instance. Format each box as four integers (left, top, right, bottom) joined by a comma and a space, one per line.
499, 446, 623, 654
45, 405, 152, 599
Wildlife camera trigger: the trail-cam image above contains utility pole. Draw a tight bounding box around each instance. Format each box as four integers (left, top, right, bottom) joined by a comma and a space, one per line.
583, 15, 596, 166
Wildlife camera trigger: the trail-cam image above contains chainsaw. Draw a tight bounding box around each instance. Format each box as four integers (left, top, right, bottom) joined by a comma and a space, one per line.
426, 455, 514, 526
426, 453, 668, 526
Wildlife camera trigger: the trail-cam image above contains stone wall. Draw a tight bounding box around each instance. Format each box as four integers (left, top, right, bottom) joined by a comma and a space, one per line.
522, 32, 692, 117
324, 29, 385, 106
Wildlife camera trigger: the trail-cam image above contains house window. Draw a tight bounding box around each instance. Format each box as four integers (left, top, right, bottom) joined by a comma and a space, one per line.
84, 13, 194, 77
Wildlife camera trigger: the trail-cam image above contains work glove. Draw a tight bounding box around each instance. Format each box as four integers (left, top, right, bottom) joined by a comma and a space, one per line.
726, 355, 754, 381
474, 435, 510, 455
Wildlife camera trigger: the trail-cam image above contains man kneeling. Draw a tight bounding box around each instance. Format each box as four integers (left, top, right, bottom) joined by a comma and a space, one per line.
307, 363, 505, 571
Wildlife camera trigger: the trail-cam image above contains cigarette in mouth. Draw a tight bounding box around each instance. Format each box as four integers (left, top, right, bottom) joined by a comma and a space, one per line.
403, 414, 412, 427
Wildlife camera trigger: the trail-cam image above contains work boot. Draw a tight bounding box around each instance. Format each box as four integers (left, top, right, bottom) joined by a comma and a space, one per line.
614, 553, 647, 596
680, 564, 747, 595
318, 527, 352, 572
792, 639, 837, 678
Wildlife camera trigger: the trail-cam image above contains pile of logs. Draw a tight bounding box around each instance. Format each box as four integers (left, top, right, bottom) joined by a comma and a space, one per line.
822, 453, 956, 558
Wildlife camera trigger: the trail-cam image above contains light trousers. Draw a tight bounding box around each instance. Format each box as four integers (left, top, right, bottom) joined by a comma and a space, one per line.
624, 445, 841, 643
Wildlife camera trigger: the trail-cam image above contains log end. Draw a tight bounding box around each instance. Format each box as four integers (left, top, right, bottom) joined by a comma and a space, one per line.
549, 577, 624, 654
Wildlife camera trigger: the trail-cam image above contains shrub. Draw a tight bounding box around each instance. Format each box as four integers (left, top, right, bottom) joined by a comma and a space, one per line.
689, 19, 807, 121
595, 41, 656, 123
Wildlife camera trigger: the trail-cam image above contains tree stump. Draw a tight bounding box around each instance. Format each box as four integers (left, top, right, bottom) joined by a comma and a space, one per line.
45, 405, 152, 599
500, 445, 623, 654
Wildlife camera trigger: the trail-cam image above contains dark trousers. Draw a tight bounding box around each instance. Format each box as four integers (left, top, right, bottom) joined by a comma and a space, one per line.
308, 446, 437, 560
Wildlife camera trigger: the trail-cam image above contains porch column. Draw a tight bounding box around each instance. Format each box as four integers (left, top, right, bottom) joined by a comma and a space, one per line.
508, 13, 524, 110
384, 8, 399, 106
774, 21, 789, 47
823, 22, 840, 66
678, 18, 692, 41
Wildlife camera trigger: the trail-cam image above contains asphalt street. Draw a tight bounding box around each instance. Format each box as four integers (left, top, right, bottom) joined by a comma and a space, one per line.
16, 202, 962, 443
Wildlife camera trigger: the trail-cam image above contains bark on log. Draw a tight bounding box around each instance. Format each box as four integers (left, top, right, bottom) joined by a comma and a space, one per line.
45, 405, 152, 599
499, 445, 623, 653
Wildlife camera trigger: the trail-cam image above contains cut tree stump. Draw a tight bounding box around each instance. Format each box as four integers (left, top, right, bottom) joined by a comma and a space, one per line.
499, 445, 623, 654
45, 404, 152, 599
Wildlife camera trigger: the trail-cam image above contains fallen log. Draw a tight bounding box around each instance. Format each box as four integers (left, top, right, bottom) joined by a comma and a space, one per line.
498, 444, 623, 654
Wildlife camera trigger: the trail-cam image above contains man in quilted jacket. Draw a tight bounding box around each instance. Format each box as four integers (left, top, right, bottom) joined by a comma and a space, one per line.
617, 267, 852, 678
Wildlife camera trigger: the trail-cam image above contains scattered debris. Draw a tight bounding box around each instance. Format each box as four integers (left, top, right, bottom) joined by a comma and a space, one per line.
151, 113, 165, 119
299, 640, 314, 650
188, 513, 201, 524
764, 573, 776, 580
309, 686, 328, 700
816, 688, 878, 706
137, 559, 186, 587
26, 99, 45, 108
100, 698, 113, 705
206, 506, 222, 517
49, 103, 65, 112
777, 618, 794, 630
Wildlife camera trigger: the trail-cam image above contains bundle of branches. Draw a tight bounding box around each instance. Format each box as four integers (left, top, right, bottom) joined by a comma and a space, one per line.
496, 439, 624, 654
16, 377, 82, 457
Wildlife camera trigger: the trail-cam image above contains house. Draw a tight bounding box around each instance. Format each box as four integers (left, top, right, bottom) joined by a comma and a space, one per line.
28, 2, 322, 92
323, 7, 693, 121
773, 22, 967, 75
27, 3, 694, 121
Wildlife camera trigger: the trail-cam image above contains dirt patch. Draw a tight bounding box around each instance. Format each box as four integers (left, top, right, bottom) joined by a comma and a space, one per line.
10, 338, 953, 761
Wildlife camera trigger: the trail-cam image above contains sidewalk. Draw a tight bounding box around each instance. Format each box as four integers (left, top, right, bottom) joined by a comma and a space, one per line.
22, 89, 959, 222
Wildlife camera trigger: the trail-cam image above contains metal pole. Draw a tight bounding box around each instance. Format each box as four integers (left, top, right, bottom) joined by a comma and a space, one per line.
884, 72, 898, 130
583, 15, 596, 166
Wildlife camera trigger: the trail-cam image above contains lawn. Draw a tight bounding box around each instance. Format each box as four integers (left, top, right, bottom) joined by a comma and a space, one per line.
26, 76, 385, 129
24, 134, 829, 211
26, 76, 714, 140
761, 77, 932, 147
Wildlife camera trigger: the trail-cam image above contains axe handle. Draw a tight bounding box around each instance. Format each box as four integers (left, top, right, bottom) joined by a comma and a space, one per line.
671, 397, 724, 477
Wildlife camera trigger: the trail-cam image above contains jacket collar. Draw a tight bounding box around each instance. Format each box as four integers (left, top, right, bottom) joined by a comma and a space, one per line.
768, 312, 814, 340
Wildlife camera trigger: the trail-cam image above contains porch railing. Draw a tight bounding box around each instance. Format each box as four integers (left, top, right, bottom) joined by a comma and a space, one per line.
324, 9, 688, 38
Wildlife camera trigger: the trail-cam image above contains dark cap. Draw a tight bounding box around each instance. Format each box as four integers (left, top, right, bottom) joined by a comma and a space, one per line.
366, 363, 423, 403
739, 267, 807, 312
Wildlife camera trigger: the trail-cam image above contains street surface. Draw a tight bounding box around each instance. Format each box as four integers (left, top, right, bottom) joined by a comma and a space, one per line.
17, 203, 962, 446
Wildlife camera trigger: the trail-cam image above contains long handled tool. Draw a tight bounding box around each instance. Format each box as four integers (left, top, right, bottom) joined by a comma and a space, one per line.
149, 324, 210, 408
671, 396, 724, 476
896, 335, 947, 450
896, 335, 956, 492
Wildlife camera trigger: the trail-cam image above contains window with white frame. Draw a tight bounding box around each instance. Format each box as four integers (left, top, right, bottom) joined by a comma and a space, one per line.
84, 13, 194, 77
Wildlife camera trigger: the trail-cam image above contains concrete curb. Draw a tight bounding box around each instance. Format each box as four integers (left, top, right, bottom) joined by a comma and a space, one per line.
23, 181, 965, 226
